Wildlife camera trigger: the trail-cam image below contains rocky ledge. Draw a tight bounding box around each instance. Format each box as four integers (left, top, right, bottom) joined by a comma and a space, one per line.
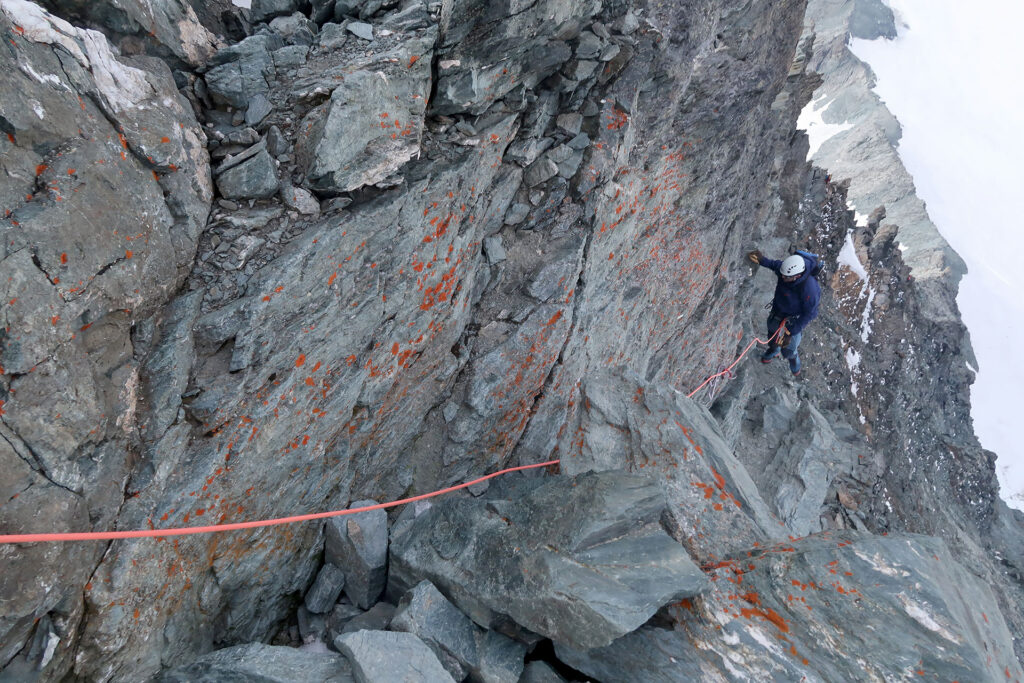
0, 0, 1021, 679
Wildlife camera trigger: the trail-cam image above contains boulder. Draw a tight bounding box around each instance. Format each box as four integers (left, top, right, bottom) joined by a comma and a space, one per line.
389, 580, 524, 681
250, 0, 301, 23
305, 564, 347, 614
204, 35, 279, 108
555, 532, 1023, 682
295, 29, 436, 193
325, 501, 389, 609
337, 602, 396, 635
160, 643, 354, 682
281, 185, 322, 216
334, 631, 454, 683
555, 370, 784, 562
390, 472, 708, 650
216, 148, 280, 199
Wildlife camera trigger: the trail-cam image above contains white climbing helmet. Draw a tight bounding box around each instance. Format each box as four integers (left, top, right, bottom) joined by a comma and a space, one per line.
781, 254, 806, 277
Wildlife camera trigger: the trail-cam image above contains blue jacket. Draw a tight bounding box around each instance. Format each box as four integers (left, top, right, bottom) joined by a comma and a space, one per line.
759, 253, 820, 335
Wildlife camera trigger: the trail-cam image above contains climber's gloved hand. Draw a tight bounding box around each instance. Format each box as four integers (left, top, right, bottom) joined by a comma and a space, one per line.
747, 250, 762, 265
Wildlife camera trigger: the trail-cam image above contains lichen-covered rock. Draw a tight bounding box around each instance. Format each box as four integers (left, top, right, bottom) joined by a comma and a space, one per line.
0, 2, 210, 674
215, 147, 280, 199
555, 532, 1024, 682
390, 472, 708, 650
295, 29, 436, 193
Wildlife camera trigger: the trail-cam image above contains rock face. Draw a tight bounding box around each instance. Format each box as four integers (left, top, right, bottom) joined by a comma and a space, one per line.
556, 531, 1022, 682
160, 642, 354, 682
1, 0, 1022, 679
390, 472, 708, 650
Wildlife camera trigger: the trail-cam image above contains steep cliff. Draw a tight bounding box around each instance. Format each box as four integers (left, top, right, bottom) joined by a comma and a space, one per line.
0, 0, 1021, 680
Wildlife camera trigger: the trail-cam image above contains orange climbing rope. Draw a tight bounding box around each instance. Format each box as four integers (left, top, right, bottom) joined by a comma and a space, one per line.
0, 321, 785, 544
0, 460, 559, 544
686, 320, 787, 398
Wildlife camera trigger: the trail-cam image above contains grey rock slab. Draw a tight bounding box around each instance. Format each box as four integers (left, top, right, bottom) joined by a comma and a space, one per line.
482, 236, 506, 265
325, 500, 389, 608
346, 21, 374, 41
389, 472, 708, 650
476, 630, 526, 683
556, 532, 1023, 683
505, 137, 555, 167
250, 0, 301, 23
296, 30, 436, 193
503, 202, 531, 225
391, 580, 478, 679
431, 0, 599, 114
555, 370, 784, 563
525, 239, 583, 302
266, 125, 290, 156
270, 12, 318, 45
160, 642, 354, 682
555, 113, 583, 135
338, 601, 396, 634
574, 31, 602, 59
319, 22, 349, 50
334, 630, 454, 683
216, 148, 280, 200
523, 158, 558, 187
281, 185, 322, 215
204, 41, 277, 108
273, 45, 311, 68
305, 563, 347, 614
246, 93, 274, 127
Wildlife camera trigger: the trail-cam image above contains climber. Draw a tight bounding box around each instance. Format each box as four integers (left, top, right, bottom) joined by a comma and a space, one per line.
746, 249, 821, 376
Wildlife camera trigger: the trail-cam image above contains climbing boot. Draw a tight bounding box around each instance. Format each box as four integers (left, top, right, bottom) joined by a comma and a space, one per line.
788, 355, 801, 375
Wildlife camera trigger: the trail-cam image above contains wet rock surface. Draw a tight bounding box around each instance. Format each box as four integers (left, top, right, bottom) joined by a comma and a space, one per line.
0, 0, 1021, 679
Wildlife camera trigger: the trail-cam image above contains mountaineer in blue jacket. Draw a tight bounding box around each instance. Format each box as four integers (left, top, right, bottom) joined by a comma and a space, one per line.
747, 249, 821, 376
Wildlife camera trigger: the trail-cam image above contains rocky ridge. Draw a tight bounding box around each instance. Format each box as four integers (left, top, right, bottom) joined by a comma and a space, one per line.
0, 0, 1021, 680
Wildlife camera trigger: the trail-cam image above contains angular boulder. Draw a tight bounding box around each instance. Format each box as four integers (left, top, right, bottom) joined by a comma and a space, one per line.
305, 563, 347, 614
555, 532, 1024, 682
216, 148, 280, 199
391, 580, 526, 681
334, 630, 454, 683
295, 30, 436, 193
390, 471, 708, 650
325, 501, 389, 609
160, 643, 354, 682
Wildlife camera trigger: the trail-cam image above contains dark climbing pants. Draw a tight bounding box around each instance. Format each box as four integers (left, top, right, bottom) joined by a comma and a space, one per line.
762, 314, 801, 364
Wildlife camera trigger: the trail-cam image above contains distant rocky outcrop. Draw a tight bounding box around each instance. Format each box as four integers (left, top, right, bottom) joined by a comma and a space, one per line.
1, 0, 1022, 679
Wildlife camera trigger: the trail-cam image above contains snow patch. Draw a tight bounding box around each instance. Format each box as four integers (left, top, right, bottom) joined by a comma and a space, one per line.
798, 93, 855, 158
30, 99, 45, 119
231, 0, 252, 7
838, 232, 868, 281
